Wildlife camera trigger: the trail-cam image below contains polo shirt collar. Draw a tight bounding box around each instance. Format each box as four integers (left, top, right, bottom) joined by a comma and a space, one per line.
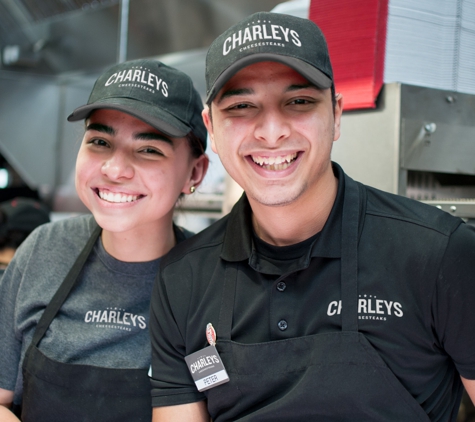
221, 162, 345, 262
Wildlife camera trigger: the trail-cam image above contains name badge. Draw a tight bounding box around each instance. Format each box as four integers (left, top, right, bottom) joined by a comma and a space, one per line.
184, 323, 230, 392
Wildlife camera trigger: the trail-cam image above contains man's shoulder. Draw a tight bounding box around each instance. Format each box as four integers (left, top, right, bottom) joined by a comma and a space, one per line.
360, 182, 462, 235
163, 213, 231, 267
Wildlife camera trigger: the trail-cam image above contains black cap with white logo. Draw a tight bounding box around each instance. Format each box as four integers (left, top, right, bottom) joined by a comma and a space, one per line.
205, 11, 333, 104
68, 59, 207, 150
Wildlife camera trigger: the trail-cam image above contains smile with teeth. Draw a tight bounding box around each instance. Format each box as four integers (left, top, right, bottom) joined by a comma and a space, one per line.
252, 153, 298, 170
97, 189, 142, 203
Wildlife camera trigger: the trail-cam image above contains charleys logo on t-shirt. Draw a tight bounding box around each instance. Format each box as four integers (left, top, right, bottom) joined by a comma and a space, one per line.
84, 307, 147, 331
104, 65, 169, 97
222, 18, 302, 56
327, 294, 404, 321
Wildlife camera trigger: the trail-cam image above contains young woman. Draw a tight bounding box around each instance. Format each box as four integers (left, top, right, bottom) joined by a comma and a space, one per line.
0, 58, 208, 422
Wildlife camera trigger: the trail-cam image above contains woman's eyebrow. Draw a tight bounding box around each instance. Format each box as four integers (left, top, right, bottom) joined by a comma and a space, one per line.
86, 123, 115, 135
134, 132, 174, 145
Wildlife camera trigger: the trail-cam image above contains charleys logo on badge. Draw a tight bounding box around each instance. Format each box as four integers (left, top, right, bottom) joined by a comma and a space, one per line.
222, 19, 301, 56
189, 354, 221, 374
327, 294, 403, 321
104, 65, 169, 96
84, 307, 147, 331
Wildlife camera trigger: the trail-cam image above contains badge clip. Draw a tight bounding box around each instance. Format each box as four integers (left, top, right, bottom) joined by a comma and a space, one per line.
184, 323, 230, 392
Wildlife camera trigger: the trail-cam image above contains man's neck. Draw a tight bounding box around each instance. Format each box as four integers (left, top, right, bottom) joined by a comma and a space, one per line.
250, 173, 338, 247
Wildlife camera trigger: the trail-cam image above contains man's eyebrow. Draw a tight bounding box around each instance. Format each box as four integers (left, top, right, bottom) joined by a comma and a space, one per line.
134, 132, 174, 146
287, 83, 320, 92
216, 88, 253, 104
86, 123, 116, 135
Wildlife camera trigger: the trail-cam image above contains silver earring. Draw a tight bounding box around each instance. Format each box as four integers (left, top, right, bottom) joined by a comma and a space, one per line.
190, 186, 195, 194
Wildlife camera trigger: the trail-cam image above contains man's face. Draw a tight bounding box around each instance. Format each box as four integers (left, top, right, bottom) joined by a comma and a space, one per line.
203, 61, 342, 209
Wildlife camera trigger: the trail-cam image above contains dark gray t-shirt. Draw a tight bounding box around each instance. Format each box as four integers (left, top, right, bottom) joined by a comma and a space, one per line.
0, 214, 160, 403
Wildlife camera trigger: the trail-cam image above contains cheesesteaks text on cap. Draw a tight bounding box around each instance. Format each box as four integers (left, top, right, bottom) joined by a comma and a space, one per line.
205, 11, 333, 104
68, 59, 207, 150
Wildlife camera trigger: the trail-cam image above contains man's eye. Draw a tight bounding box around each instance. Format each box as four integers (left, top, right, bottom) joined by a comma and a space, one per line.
141, 148, 163, 156
291, 99, 309, 105
228, 103, 250, 110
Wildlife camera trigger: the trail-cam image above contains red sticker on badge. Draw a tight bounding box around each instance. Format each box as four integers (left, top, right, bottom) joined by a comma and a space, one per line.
206, 323, 216, 346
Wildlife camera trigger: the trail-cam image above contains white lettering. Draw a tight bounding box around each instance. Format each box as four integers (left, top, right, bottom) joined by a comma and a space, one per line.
262, 25, 272, 39
232, 30, 242, 50
161, 81, 168, 97
393, 302, 403, 317
252, 25, 263, 40
123, 69, 133, 82
384, 300, 393, 315
109, 310, 117, 323
105, 74, 117, 86
290, 30, 301, 46
115, 70, 126, 83
138, 315, 147, 329
358, 298, 367, 313
271, 25, 281, 40
223, 37, 232, 55
280, 26, 290, 42
367, 299, 376, 314
132, 69, 141, 82
243, 27, 253, 44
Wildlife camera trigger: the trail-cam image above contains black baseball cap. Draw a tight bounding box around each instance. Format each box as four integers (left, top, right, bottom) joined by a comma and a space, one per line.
0, 197, 50, 235
206, 11, 333, 104
68, 59, 207, 150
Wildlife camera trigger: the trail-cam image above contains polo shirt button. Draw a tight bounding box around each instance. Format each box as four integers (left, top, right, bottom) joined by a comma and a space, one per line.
278, 320, 288, 331
276, 281, 287, 292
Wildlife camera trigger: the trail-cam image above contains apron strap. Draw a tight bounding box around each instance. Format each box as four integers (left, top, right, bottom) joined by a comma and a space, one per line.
217, 262, 238, 341
31, 223, 102, 347
340, 176, 361, 333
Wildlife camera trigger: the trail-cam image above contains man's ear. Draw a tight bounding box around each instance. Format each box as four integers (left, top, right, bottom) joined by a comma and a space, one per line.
333, 93, 344, 142
202, 106, 217, 154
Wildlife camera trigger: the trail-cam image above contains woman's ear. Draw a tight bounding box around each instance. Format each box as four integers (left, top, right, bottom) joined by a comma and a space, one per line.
184, 153, 209, 194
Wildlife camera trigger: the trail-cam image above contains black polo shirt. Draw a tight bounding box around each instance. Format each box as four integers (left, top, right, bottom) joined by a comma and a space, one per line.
150, 163, 475, 420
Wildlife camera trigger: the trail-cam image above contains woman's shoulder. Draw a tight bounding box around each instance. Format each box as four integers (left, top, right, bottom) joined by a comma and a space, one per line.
17, 213, 96, 259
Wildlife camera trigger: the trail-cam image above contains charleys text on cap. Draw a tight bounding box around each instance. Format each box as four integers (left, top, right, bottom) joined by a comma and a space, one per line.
205, 11, 334, 103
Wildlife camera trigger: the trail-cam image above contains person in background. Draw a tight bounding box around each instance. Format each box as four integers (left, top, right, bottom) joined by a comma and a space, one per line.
0, 197, 50, 275
0, 58, 208, 422
148, 11, 475, 421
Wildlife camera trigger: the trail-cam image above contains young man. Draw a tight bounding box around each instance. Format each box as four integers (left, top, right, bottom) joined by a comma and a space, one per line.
149, 12, 475, 421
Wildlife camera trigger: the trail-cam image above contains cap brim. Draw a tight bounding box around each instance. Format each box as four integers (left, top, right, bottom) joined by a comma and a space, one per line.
206, 53, 332, 104
67, 97, 190, 138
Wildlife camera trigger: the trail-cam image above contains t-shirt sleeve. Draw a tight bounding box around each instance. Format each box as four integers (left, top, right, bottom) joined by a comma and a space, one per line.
0, 247, 27, 391
149, 263, 206, 407
434, 223, 475, 379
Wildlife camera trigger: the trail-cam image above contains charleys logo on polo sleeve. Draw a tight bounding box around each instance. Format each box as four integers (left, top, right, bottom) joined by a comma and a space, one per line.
222, 18, 302, 56
104, 65, 169, 97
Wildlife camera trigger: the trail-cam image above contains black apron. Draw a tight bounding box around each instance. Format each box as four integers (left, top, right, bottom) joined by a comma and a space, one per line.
19, 224, 152, 422
206, 177, 431, 421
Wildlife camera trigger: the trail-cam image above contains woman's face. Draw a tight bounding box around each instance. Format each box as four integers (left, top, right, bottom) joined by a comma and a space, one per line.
75, 109, 205, 236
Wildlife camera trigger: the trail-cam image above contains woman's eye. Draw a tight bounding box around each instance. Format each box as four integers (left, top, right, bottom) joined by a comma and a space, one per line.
89, 138, 109, 147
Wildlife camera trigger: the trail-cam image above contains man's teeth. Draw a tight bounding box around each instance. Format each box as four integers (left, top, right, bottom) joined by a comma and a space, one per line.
98, 191, 139, 203
252, 153, 297, 170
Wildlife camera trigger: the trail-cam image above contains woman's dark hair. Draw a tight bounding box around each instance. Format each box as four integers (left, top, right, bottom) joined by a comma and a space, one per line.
186, 131, 206, 158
